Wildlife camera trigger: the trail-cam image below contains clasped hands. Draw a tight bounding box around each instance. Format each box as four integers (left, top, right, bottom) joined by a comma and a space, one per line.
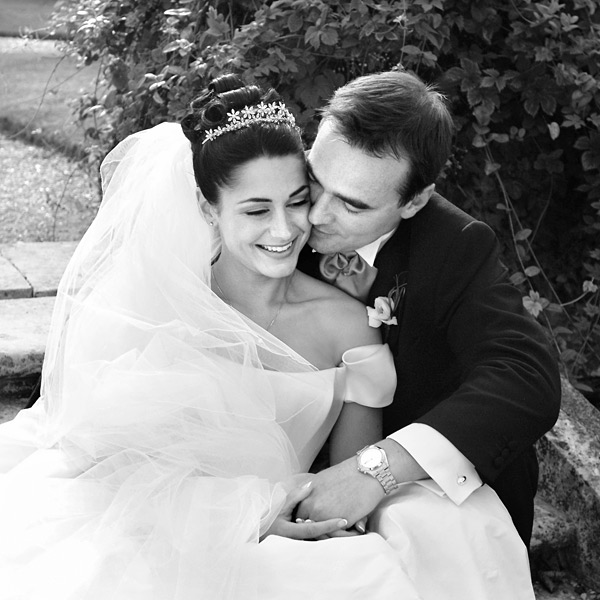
262, 457, 385, 541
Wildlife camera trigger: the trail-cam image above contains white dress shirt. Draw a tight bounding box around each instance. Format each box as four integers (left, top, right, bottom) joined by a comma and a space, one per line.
356, 232, 483, 504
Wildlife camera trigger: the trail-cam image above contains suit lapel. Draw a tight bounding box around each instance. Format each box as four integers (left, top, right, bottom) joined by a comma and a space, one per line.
297, 245, 322, 279
368, 220, 411, 302
369, 220, 411, 352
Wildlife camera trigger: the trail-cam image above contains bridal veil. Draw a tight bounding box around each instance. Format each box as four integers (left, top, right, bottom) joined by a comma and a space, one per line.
0, 123, 325, 599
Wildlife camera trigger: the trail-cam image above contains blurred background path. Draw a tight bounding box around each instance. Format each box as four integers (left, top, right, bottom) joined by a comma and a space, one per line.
0, 0, 100, 243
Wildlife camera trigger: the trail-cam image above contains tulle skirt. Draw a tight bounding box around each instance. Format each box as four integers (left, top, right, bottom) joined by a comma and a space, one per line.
0, 411, 534, 600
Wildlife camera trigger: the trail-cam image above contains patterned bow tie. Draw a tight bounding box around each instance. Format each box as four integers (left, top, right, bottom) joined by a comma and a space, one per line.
319, 252, 378, 302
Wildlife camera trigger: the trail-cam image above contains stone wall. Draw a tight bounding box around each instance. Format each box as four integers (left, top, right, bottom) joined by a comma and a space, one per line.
537, 377, 600, 588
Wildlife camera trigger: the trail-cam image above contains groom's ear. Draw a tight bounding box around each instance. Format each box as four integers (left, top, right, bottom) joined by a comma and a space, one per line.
197, 189, 217, 224
398, 184, 435, 219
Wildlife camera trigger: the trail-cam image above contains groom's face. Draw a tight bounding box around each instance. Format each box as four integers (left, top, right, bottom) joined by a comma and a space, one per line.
306, 120, 411, 255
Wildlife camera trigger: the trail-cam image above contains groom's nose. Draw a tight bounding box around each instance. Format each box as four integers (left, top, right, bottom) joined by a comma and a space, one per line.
308, 191, 332, 226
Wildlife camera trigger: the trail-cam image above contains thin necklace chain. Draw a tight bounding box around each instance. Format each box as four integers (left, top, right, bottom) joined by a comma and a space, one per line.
212, 270, 291, 332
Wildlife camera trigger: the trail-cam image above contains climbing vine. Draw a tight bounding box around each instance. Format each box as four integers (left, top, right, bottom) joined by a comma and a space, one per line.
50, 0, 600, 396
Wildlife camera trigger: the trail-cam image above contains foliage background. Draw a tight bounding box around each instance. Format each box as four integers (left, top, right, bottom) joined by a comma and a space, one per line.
49, 0, 600, 398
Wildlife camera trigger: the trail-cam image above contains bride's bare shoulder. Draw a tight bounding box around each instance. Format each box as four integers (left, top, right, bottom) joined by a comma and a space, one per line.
292, 270, 349, 301
291, 271, 380, 348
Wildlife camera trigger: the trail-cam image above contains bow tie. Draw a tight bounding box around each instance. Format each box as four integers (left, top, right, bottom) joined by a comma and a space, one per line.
319, 252, 378, 302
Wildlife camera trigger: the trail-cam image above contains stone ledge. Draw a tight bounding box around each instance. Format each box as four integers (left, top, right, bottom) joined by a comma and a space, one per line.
530, 496, 578, 588
0, 255, 30, 299
531, 497, 577, 557
0, 373, 40, 402
0, 241, 77, 298
0, 398, 28, 425
537, 377, 600, 589
0, 296, 54, 377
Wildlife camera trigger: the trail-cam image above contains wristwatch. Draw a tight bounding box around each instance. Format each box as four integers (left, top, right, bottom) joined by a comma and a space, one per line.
356, 445, 398, 495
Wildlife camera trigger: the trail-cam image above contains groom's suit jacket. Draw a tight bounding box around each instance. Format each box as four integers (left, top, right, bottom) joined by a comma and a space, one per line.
299, 192, 561, 545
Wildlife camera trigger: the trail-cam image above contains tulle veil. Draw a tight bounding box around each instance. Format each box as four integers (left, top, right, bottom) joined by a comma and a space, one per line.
0, 123, 325, 599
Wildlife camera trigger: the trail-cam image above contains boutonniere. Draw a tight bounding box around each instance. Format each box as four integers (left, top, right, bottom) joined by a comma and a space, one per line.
367, 296, 397, 328
366, 274, 407, 329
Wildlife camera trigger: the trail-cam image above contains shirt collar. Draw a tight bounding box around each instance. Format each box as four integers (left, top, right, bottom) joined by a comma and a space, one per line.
356, 228, 397, 267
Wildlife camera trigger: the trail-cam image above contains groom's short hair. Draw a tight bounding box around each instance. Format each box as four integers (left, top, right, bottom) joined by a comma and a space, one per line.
320, 70, 454, 204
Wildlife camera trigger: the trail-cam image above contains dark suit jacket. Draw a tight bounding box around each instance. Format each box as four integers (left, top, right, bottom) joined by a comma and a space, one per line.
299, 193, 561, 545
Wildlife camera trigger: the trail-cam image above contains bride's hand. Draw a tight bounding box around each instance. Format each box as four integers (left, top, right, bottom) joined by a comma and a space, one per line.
260, 482, 349, 541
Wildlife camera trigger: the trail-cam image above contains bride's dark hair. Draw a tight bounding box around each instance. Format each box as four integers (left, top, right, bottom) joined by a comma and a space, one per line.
181, 74, 304, 205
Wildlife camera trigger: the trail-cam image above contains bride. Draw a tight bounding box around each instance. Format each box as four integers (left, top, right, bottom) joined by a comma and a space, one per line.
0, 75, 535, 599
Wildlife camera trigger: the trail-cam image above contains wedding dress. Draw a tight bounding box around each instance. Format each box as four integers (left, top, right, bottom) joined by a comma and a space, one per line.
0, 123, 535, 600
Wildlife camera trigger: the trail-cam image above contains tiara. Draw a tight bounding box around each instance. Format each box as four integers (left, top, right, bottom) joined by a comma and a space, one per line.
201, 101, 297, 145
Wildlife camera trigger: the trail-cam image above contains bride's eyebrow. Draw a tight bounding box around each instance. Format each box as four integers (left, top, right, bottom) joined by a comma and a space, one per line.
239, 185, 309, 204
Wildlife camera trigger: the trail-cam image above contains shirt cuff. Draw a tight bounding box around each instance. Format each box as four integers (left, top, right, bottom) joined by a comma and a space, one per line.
387, 423, 482, 505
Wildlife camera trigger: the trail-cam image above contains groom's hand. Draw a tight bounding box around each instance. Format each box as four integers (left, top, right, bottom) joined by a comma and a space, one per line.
296, 439, 427, 533
295, 457, 385, 531
261, 481, 350, 541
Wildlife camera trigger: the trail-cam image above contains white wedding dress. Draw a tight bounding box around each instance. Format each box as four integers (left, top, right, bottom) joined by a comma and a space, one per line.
0, 124, 535, 600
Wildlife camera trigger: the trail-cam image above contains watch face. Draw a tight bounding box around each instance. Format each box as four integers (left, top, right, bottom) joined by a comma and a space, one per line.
360, 447, 383, 470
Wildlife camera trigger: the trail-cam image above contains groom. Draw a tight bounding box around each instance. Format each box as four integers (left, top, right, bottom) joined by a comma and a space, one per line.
297, 70, 561, 546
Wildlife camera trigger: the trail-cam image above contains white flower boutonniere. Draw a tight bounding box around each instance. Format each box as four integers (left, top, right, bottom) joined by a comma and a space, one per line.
366, 274, 407, 330
367, 296, 398, 328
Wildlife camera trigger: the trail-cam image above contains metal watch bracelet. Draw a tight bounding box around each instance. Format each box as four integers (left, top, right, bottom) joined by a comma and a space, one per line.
375, 467, 398, 495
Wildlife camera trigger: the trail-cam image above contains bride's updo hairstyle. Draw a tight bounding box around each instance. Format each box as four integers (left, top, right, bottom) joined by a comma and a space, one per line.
181, 74, 304, 205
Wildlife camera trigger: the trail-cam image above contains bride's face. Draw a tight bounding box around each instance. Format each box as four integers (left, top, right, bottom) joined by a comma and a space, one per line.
212, 155, 311, 279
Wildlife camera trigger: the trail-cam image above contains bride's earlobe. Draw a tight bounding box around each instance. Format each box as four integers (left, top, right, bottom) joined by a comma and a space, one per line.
197, 189, 217, 226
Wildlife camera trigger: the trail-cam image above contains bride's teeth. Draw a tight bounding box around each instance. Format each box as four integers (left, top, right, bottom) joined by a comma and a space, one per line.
261, 242, 293, 253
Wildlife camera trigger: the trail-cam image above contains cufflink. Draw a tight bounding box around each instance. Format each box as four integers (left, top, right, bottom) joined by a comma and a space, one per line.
457, 475, 467, 486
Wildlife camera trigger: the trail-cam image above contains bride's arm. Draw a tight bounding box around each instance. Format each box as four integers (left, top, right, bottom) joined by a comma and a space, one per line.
322, 296, 388, 466
261, 387, 382, 542
260, 482, 349, 541
329, 403, 382, 465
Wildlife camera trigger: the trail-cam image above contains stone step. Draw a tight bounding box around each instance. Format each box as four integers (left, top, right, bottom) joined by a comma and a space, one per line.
0, 241, 71, 396
0, 241, 77, 299
0, 296, 54, 381
0, 397, 29, 424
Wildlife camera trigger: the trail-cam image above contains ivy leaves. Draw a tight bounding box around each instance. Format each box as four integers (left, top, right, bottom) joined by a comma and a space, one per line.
50, 0, 600, 388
